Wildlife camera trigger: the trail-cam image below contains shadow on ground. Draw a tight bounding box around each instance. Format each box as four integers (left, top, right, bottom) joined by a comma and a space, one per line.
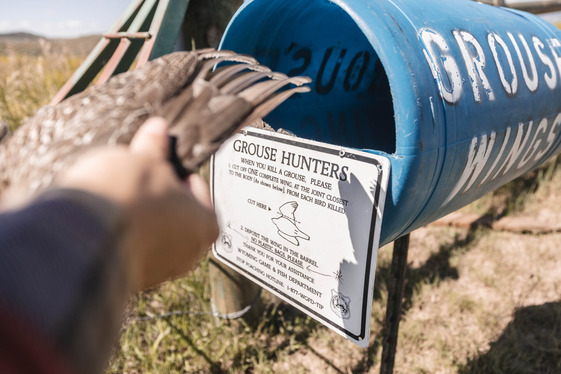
350, 156, 561, 373
350, 227, 481, 372
459, 301, 561, 374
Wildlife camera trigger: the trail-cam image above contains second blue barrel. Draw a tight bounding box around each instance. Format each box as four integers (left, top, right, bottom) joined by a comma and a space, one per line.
220, 0, 561, 246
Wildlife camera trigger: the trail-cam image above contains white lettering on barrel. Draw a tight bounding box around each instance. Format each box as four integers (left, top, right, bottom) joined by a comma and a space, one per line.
443, 132, 496, 204
533, 36, 557, 90
508, 32, 539, 93
548, 38, 561, 81
443, 111, 561, 205
533, 112, 561, 161
488, 32, 519, 96
492, 121, 534, 179
519, 118, 548, 168
478, 126, 511, 186
420, 28, 463, 104
453, 30, 494, 103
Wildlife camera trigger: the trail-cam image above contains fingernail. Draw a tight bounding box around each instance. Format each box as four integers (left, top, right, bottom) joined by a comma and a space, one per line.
142, 117, 168, 135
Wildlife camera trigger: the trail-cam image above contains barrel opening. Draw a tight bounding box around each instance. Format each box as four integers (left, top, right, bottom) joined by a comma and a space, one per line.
221, 0, 396, 154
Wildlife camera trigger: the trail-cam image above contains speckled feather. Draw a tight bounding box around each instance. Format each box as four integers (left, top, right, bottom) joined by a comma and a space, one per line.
0, 49, 310, 203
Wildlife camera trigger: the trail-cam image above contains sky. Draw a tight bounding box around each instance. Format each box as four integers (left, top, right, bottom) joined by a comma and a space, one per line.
0, 0, 561, 39
0, 0, 133, 38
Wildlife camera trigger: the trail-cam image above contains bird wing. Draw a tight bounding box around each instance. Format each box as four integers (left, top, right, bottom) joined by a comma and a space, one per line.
0, 49, 311, 202
156, 49, 311, 172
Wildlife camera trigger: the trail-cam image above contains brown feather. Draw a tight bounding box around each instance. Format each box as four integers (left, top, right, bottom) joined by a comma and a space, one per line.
0, 49, 310, 205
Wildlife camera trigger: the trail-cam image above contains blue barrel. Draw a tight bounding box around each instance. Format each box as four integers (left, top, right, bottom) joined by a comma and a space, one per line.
220, 0, 561, 246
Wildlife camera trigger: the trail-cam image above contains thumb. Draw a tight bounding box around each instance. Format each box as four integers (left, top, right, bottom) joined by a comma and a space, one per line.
186, 174, 213, 210
130, 117, 169, 159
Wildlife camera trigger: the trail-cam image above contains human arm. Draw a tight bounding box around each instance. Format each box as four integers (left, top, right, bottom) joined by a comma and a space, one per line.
0, 117, 218, 373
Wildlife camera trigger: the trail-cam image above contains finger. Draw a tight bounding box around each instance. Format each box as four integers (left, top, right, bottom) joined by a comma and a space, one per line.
186, 174, 213, 210
130, 117, 169, 159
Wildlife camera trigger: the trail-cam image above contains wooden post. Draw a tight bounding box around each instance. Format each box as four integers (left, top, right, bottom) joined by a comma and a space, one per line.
380, 233, 410, 374
186, 0, 263, 322
208, 256, 262, 321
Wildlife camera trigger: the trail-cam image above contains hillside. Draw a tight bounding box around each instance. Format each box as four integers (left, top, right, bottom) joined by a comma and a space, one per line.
0, 32, 44, 42
0, 32, 99, 57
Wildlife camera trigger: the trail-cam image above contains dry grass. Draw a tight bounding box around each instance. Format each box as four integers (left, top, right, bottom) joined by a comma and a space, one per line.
0, 40, 85, 130
108, 159, 561, 373
4, 43, 561, 373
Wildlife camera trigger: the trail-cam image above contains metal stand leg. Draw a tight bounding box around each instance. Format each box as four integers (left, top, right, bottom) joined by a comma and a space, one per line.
380, 233, 410, 374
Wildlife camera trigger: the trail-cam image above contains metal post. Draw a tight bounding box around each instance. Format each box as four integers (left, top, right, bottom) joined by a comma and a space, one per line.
380, 233, 410, 374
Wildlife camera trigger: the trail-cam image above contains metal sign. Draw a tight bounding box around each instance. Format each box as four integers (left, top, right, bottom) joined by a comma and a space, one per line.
211, 128, 389, 347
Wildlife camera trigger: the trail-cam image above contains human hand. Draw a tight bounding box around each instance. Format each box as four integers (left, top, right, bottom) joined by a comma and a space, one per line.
59, 117, 219, 290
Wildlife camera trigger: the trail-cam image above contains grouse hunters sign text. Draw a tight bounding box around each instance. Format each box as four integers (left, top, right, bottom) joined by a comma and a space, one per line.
211, 128, 389, 347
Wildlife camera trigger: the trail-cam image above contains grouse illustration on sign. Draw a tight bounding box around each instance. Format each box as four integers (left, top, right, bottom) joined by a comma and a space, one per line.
271, 201, 310, 246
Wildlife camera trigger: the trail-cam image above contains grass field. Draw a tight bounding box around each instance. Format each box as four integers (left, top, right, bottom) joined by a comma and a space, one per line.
0, 50, 82, 130
3, 40, 561, 373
